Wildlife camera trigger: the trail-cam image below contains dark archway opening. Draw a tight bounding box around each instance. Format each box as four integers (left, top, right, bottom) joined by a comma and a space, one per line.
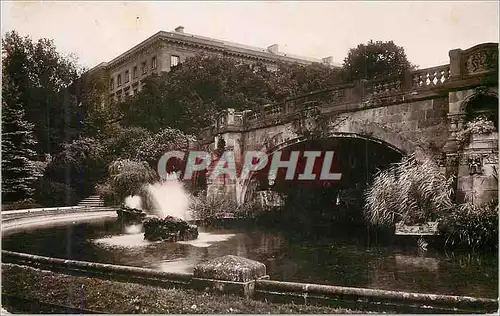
250, 136, 403, 240
465, 94, 498, 130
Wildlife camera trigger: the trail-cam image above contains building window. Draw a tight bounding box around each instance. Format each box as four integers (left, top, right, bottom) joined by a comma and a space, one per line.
117, 74, 122, 86
170, 55, 180, 67
151, 56, 157, 69
110, 78, 114, 91
133, 66, 138, 79
142, 62, 147, 75
125, 70, 130, 83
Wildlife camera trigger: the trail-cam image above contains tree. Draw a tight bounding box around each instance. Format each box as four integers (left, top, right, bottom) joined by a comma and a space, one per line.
43, 137, 107, 200
1, 75, 40, 203
2, 31, 82, 154
342, 40, 416, 81
269, 62, 343, 101
119, 56, 278, 134
118, 55, 345, 134
100, 124, 152, 162
135, 127, 195, 168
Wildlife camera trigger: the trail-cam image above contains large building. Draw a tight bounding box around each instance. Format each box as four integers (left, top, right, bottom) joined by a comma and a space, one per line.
86, 26, 340, 106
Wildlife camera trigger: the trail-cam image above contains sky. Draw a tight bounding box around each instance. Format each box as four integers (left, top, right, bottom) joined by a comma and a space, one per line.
2, 1, 499, 70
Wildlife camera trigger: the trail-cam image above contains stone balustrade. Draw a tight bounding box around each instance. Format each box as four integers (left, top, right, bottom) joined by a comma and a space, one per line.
411, 64, 451, 90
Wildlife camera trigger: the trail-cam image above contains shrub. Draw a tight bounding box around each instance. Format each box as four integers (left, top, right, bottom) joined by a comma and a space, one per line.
1, 199, 42, 211
364, 154, 454, 227
439, 199, 498, 251
189, 191, 261, 220
95, 181, 119, 206
189, 191, 236, 220
34, 178, 78, 207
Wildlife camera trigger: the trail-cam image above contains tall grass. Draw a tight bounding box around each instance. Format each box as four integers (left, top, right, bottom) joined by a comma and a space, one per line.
189, 190, 261, 220
365, 152, 498, 250
438, 198, 498, 250
364, 154, 454, 227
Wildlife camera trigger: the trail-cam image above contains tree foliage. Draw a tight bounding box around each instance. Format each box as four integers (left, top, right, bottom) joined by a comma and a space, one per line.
1, 73, 40, 203
117, 56, 343, 134
135, 127, 196, 168
2, 30, 82, 154
270, 62, 343, 100
43, 137, 107, 200
100, 124, 152, 162
342, 40, 416, 81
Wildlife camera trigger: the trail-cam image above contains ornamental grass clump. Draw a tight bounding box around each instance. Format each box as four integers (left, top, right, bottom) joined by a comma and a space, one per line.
364, 154, 454, 227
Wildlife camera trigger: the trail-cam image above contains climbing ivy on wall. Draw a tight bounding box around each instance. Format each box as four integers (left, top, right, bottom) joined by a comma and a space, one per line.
455, 115, 497, 150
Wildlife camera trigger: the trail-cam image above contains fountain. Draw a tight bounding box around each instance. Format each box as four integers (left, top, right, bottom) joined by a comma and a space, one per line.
117, 178, 198, 242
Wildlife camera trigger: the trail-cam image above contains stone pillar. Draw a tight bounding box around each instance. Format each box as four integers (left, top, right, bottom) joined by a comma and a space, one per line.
457, 133, 498, 205
449, 48, 463, 80
206, 109, 244, 205
192, 255, 268, 298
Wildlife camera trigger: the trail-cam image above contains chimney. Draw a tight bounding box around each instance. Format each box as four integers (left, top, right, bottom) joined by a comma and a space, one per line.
267, 44, 279, 54
175, 26, 184, 33
322, 56, 333, 65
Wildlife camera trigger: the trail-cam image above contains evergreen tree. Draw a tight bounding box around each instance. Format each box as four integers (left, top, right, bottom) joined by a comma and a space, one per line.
2, 79, 40, 202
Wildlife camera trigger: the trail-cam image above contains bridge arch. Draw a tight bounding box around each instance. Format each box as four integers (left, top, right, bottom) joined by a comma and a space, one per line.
238, 125, 414, 204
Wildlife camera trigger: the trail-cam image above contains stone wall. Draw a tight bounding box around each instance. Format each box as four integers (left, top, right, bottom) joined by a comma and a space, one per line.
241, 96, 450, 156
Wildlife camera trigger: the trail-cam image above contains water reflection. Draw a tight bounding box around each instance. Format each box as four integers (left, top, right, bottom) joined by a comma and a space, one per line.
2, 219, 497, 298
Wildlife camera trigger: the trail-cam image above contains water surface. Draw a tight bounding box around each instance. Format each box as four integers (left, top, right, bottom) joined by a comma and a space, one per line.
2, 219, 497, 298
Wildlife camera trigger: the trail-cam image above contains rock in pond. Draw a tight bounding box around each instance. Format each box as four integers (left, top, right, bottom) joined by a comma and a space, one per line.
117, 205, 147, 224
143, 215, 198, 242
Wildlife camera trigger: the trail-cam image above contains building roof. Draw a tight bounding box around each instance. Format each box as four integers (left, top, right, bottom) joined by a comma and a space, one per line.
88, 27, 340, 73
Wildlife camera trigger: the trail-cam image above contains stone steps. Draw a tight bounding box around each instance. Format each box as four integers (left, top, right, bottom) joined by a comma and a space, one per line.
77, 195, 104, 207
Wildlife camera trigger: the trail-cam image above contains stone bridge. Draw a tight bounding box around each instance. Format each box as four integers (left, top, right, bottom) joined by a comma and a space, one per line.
198, 43, 498, 206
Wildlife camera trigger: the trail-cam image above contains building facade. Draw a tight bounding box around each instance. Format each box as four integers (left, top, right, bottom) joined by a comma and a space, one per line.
86, 26, 340, 106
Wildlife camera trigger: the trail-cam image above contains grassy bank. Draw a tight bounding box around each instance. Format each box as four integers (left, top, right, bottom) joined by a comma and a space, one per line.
2, 264, 371, 314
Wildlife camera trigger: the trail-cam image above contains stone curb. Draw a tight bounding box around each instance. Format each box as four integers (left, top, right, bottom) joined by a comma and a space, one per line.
2, 250, 498, 313
2, 206, 87, 215
255, 279, 498, 313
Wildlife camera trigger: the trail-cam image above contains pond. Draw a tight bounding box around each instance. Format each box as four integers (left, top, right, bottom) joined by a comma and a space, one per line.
2, 218, 497, 299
